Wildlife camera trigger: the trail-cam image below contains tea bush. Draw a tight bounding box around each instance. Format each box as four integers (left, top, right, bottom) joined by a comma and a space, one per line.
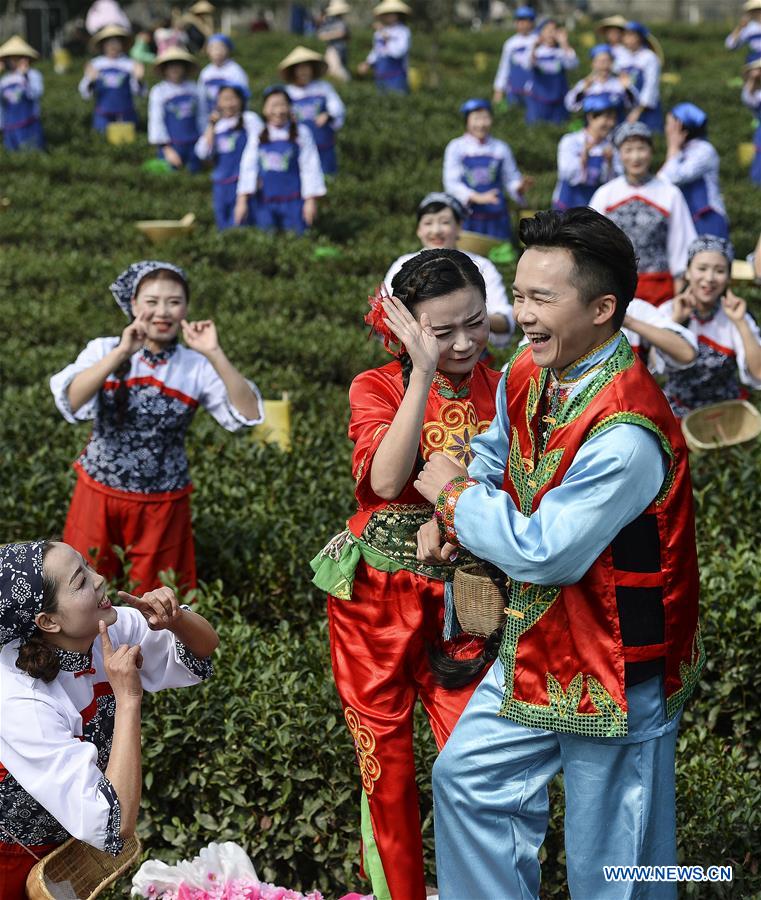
1, 18, 759, 897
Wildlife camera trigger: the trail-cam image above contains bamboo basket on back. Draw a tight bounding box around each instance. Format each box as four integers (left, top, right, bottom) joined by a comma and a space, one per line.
453, 564, 508, 637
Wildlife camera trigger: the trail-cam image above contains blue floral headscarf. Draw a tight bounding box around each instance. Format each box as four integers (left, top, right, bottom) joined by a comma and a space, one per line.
0, 541, 46, 646
109, 261, 189, 319
687, 235, 734, 266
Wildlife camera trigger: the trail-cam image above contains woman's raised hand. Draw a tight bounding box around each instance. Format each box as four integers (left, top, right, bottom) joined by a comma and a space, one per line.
381, 295, 440, 377
118, 586, 182, 630
181, 319, 220, 356
117, 310, 150, 358
671, 286, 697, 324
100, 620, 143, 700
721, 289, 748, 322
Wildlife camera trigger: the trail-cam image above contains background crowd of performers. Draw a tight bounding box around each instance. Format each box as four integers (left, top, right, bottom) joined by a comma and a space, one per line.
0, 3, 760, 900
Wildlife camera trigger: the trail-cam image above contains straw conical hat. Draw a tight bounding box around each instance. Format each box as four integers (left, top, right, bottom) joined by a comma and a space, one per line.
155, 47, 198, 69
595, 15, 628, 34
0, 35, 39, 59
743, 0, 761, 12
90, 24, 131, 50
278, 46, 327, 79
189, 0, 215, 14
325, 0, 351, 15
373, 0, 412, 17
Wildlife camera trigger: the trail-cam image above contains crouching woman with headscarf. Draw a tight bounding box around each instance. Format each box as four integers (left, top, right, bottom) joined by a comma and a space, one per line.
0, 540, 218, 898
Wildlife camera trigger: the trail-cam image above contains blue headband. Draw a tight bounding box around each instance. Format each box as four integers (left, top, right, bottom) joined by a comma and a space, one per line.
0, 541, 45, 647
216, 79, 250, 103
583, 92, 621, 114
670, 102, 707, 131
687, 236, 734, 265
460, 97, 492, 117
614, 120, 652, 147
208, 33, 233, 51
110, 261, 189, 318
417, 192, 467, 222
589, 43, 613, 59
514, 5, 535, 19
263, 83, 290, 102
625, 21, 649, 38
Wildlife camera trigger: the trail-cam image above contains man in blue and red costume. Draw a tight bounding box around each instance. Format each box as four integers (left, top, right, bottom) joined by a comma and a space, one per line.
414, 207, 703, 899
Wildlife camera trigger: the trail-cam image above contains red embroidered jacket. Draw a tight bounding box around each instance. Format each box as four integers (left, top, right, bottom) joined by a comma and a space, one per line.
496, 340, 702, 738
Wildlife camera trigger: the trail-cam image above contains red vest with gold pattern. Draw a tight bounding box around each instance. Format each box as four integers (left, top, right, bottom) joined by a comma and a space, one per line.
498, 338, 703, 738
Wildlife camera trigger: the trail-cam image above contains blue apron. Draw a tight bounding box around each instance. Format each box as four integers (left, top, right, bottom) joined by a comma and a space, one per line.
620, 64, 664, 133
507, 52, 530, 106
678, 176, 729, 238
212, 125, 248, 229
373, 33, 408, 94
554, 153, 605, 210
461, 153, 511, 240
160, 91, 201, 172
203, 77, 226, 112
1, 75, 45, 150
292, 93, 337, 175
93, 65, 137, 132
255, 137, 305, 234
525, 64, 568, 125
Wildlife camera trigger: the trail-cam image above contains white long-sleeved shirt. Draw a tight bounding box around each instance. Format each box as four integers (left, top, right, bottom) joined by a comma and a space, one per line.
725, 20, 761, 55
529, 43, 578, 75
147, 79, 205, 146
659, 138, 727, 219
194, 110, 263, 160
493, 32, 536, 92
616, 46, 660, 109
286, 80, 346, 130
623, 297, 698, 371
236, 121, 326, 198
198, 59, 249, 116
554, 129, 614, 187
0, 68, 44, 128
0, 607, 212, 853
365, 22, 410, 64
564, 74, 638, 113
78, 54, 142, 101
443, 133, 524, 207
383, 249, 514, 346
589, 174, 697, 276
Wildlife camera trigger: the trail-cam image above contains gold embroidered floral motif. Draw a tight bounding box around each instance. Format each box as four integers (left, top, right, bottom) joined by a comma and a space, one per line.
421, 400, 491, 465
345, 707, 381, 796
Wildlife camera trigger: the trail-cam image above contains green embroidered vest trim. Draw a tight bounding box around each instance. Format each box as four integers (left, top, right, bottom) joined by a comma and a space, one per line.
665, 625, 706, 720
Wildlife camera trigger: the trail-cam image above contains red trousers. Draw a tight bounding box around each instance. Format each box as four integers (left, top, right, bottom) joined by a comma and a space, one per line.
328, 561, 484, 900
0, 841, 59, 899
636, 271, 675, 307
63, 470, 196, 592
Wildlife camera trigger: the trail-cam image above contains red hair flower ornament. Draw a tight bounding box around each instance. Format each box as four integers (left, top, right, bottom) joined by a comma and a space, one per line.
365, 284, 403, 357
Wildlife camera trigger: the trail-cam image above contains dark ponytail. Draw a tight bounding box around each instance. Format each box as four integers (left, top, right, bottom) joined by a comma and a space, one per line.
430, 560, 509, 688
16, 542, 61, 683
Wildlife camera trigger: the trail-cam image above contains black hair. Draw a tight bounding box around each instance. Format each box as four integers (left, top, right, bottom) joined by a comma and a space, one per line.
518, 208, 638, 330
16, 541, 61, 683
416, 200, 462, 225
260, 88, 298, 143
390, 248, 486, 393
680, 121, 707, 142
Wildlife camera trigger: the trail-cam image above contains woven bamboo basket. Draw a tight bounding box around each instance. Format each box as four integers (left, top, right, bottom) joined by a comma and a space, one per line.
737, 142, 755, 168
135, 212, 196, 244
457, 230, 502, 256
731, 259, 755, 282
26, 835, 141, 899
681, 399, 761, 453
453, 564, 507, 637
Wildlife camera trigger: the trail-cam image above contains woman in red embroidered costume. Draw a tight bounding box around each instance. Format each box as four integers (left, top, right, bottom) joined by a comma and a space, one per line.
311, 249, 501, 900
0, 540, 217, 898
50, 261, 264, 592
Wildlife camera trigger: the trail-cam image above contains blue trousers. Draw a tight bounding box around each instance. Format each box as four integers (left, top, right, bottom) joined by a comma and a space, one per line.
212, 181, 240, 230
463, 212, 512, 241
254, 197, 305, 234
433, 658, 681, 899
694, 209, 730, 239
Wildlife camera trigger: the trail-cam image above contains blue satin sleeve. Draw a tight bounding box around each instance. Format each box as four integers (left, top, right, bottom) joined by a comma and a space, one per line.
457, 411, 668, 585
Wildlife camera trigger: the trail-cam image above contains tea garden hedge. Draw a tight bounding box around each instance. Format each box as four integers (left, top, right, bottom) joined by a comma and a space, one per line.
1, 19, 759, 898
